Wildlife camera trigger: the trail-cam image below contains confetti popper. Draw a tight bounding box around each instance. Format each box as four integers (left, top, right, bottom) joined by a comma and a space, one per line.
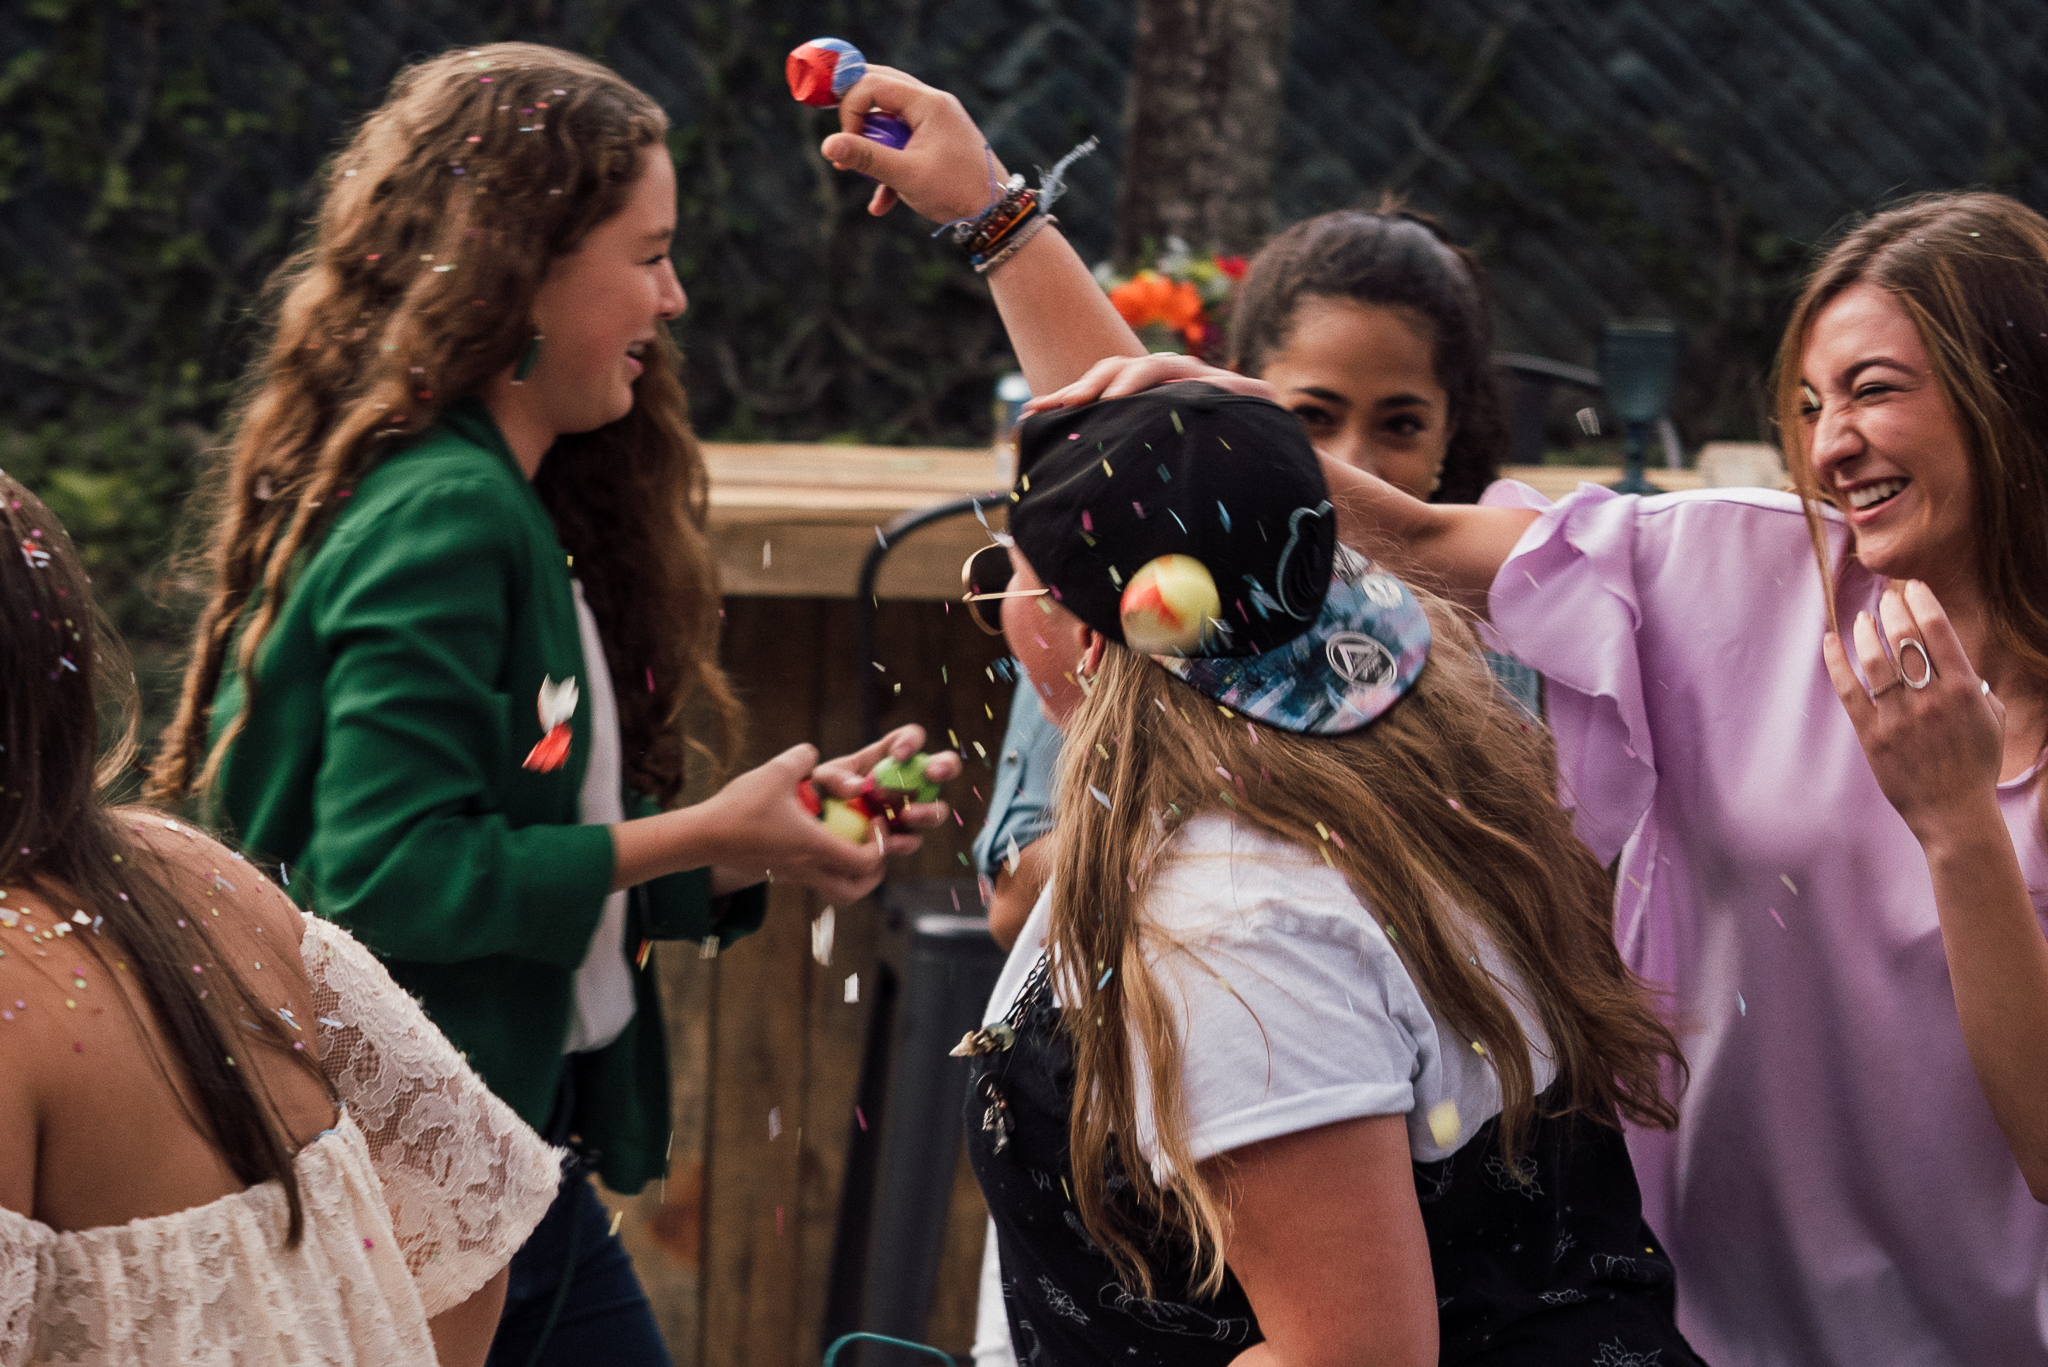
786, 37, 910, 168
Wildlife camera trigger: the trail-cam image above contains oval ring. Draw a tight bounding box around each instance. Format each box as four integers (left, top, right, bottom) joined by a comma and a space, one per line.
1898, 637, 1935, 691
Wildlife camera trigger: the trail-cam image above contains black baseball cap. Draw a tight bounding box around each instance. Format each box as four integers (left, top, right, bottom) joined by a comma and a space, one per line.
1009, 382, 1335, 658
1008, 382, 1433, 735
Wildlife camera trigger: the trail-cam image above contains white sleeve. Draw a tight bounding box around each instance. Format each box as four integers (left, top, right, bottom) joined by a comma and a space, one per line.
0, 1207, 50, 1367
971, 1216, 1020, 1367
301, 914, 564, 1317
1131, 818, 1438, 1172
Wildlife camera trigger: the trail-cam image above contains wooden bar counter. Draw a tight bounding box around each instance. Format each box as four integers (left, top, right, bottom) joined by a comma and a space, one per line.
600, 446, 1704, 1367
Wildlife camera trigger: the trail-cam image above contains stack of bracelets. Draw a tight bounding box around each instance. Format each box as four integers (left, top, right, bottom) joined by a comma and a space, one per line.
954, 174, 1055, 276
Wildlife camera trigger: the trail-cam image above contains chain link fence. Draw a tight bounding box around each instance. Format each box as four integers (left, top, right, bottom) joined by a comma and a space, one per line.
0, 0, 2041, 724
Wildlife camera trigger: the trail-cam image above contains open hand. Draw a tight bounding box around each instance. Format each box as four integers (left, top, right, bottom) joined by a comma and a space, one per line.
1822, 579, 2005, 843
1022, 353, 1278, 415
819, 65, 1009, 224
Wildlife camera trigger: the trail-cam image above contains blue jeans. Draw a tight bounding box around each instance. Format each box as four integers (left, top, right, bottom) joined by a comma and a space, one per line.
485, 1074, 673, 1367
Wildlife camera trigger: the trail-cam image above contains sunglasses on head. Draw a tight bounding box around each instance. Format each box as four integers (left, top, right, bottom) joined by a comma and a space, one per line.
960, 536, 1050, 636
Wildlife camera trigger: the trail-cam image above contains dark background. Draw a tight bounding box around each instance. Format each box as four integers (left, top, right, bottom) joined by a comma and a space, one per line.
2, 0, 2042, 734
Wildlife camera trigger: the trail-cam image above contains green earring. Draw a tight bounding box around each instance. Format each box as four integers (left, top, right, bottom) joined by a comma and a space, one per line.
513, 332, 543, 383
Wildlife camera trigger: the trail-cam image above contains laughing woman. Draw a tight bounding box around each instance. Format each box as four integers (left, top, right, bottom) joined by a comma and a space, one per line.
145, 44, 966, 1364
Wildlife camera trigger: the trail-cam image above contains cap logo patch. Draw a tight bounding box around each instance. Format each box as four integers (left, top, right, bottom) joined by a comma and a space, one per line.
1359, 574, 1405, 609
1326, 632, 1396, 687
1274, 502, 1333, 620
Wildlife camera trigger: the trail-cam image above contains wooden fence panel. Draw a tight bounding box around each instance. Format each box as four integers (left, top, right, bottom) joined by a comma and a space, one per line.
601, 588, 1017, 1367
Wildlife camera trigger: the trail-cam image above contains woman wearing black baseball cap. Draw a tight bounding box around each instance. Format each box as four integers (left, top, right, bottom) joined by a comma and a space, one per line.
951, 382, 1703, 1366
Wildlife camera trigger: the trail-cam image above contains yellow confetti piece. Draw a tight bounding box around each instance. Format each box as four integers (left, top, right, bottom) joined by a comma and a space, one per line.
1780, 874, 1798, 895
609, 1210, 625, 1237
1471, 1040, 1487, 1056
1427, 1099, 1462, 1148
1315, 822, 1329, 841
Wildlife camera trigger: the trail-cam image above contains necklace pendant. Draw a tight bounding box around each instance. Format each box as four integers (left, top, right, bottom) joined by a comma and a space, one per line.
949, 1021, 1017, 1057
976, 1073, 1014, 1152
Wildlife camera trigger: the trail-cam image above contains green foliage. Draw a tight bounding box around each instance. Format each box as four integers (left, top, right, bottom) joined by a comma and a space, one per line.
0, 404, 205, 744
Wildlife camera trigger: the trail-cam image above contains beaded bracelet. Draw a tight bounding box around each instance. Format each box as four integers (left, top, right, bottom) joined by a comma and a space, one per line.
974, 213, 1054, 276
968, 202, 1042, 267
952, 178, 1034, 258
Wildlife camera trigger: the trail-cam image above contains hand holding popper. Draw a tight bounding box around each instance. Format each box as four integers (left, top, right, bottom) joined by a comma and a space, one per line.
787, 37, 910, 163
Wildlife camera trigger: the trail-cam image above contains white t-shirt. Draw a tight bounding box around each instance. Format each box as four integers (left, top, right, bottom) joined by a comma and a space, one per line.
971, 813, 1563, 1363
562, 582, 634, 1055
981, 812, 1556, 1171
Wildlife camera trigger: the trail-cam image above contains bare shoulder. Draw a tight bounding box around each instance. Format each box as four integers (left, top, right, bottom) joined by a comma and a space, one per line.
110, 807, 305, 946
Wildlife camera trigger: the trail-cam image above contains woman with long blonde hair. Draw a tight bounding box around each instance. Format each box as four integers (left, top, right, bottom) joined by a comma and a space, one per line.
954, 382, 1700, 1365
145, 43, 977, 1363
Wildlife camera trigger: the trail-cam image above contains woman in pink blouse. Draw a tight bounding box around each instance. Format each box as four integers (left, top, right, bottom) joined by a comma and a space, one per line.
1006, 192, 2048, 1364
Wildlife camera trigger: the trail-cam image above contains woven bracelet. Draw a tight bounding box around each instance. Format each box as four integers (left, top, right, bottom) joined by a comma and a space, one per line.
974, 213, 1054, 276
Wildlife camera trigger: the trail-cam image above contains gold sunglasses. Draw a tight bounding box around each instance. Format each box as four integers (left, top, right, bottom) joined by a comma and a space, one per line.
960, 537, 1049, 636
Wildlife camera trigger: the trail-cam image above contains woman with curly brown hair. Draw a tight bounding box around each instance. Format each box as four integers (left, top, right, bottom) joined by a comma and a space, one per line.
144, 43, 978, 1364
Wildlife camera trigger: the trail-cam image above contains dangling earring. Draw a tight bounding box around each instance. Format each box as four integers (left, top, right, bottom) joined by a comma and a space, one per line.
513, 332, 543, 383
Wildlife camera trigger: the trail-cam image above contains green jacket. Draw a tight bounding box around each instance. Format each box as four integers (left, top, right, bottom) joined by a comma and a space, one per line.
208, 399, 765, 1194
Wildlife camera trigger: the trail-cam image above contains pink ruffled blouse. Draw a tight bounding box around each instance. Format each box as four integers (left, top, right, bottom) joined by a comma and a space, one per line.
1485, 482, 2048, 1366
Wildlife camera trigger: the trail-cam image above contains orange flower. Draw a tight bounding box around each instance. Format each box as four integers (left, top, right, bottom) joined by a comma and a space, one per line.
1107, 270, 1207, 344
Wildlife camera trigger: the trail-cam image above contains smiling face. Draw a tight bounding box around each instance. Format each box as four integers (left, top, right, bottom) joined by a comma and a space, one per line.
1257, 296, 1452, 500
522, 144, 686, 436
1800, 282, 1977, 583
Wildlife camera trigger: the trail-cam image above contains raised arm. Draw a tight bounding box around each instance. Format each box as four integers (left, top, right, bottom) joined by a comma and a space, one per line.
815, 66, 1145, 397
1014, 354, 1539, 613
1316, 458, 1537, 615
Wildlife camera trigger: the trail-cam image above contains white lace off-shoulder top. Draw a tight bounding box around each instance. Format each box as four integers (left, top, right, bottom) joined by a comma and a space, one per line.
0, 915, 564, 1366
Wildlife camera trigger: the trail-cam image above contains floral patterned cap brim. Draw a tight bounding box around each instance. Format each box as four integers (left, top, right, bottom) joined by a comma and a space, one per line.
1155, 547, 1430, 735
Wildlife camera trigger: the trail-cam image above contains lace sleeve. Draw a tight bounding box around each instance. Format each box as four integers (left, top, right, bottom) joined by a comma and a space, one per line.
0, 1206, 51, 1367
301, 914, 564, 1318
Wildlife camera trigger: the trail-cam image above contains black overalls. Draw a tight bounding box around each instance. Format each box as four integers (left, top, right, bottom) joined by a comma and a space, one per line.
965, 955, 1708, 1366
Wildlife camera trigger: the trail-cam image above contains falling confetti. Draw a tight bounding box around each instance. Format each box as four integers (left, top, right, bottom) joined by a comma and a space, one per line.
811, 906, 835, 966
1427, 1100, 1462, 1148
844, 973, 859, 1003
768, 1107, 783, 1141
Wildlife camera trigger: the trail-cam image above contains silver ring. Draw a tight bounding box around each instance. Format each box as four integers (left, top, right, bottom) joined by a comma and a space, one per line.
1899, 638, 1934, 690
